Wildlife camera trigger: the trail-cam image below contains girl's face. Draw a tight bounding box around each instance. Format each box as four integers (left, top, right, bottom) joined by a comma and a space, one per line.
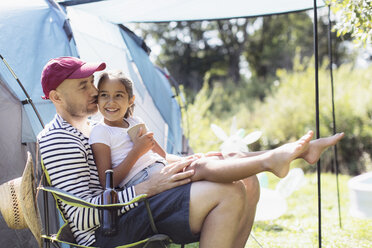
97, 78, 134, 127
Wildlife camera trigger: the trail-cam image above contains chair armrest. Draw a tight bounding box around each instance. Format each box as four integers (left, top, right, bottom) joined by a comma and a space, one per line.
39, 186, 148, 210
40, 186, 161, 237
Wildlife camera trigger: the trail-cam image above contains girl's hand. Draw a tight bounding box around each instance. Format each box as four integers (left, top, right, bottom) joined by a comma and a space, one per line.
132, 127, 155, 156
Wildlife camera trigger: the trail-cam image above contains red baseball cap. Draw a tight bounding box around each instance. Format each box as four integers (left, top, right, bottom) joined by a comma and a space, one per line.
41, 56, 106, 99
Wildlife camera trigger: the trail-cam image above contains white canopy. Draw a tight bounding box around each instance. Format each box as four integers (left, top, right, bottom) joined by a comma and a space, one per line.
62, 0, 326, 23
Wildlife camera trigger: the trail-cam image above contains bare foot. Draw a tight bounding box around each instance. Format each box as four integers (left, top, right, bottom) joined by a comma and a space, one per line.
300, 132, 344, 164
265, 131, 314, 178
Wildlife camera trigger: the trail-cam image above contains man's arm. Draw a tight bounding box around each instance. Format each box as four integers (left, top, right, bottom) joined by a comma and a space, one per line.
39, 129, 137, 230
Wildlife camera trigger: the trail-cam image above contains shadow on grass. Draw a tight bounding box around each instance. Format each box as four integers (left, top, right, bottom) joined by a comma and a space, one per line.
253, 222, 286, 232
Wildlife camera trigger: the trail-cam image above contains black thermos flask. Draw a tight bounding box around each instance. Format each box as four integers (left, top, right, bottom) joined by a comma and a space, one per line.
101, 169, 118, 236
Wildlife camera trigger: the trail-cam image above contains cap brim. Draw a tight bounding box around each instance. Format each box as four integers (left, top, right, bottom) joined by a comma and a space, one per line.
68, 62, 106, 79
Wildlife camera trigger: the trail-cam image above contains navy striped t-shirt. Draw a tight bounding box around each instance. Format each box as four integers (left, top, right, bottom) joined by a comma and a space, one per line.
38, 114, 138, 246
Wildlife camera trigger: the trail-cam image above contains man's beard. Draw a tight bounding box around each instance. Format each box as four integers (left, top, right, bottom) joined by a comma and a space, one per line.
66, 103, 97, 118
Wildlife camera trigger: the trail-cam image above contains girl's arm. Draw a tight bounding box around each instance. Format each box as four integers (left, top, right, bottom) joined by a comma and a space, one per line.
91, 143, 142, 188
91, 143, 112, 187
152, 140, 166, 159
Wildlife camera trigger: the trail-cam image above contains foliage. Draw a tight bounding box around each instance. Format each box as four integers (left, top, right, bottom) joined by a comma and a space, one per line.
329, 0, 372, 46
180, 73, 261, 153
179, 82, 219, 153
170, 173, 372, 248
183, 61, 372, 175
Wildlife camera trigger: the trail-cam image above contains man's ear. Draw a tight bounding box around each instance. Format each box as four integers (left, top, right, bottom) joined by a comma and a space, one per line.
49, 90, 62, 104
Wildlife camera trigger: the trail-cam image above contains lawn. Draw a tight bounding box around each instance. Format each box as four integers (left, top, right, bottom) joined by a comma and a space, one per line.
171, 173, 372, 248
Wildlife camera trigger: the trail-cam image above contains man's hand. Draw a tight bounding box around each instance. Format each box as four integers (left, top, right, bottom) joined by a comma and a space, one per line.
134, 158, 196, 197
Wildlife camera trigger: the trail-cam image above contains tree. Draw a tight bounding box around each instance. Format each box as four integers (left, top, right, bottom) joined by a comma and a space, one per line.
215, 18, 250, 82
137, 20, 252, 91
329, 0, 372, 46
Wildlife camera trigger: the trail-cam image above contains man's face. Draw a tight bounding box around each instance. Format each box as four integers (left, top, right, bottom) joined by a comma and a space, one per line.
56, 75, 98, 118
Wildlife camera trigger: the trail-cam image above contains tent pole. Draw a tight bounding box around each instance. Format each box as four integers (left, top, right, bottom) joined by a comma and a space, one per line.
0, 54, 45, 128
312, 1, 322, 247
327, 5, 343, 229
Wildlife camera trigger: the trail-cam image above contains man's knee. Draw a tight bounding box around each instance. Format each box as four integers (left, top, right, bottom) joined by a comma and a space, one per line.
242, 175, 260, 205
226, 181, 247, 213
189, 181, 246, 233
196, 181, 247, 210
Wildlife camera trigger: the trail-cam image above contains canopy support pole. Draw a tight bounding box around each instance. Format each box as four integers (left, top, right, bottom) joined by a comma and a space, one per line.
327, 5, 343, 229
312, 1, 322, 247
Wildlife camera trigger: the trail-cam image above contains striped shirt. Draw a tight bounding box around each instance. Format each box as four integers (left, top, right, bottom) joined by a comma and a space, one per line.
38, 114, 138, 246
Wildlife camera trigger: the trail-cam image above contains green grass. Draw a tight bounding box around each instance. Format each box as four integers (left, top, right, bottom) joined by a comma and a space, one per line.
171, 173, 372, 248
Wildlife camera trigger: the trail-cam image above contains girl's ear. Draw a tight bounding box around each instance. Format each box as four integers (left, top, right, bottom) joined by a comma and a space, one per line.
129, 95, 135, 106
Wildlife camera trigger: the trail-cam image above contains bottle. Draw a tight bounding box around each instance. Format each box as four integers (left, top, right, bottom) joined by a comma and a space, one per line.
101, 169, 118, 236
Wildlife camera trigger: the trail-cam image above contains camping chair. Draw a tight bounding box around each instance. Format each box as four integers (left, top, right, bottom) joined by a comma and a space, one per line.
38, 157, 175, 248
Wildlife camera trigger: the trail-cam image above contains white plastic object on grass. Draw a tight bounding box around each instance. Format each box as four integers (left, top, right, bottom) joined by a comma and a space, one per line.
255, 168, 306, 221
255, 187, 287, 221
275, 168, 307, 198
257, 172, 269, 188
348, 172, 372, 219
210, 116, 262, 153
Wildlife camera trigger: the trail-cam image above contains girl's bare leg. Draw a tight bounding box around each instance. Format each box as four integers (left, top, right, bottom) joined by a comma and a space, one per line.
300, 132, 344, 164
223, 132, 345, 164
188, 131, 314, 182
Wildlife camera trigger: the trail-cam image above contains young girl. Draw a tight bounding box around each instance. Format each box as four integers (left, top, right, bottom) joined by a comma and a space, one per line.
89, 71, 344, 188
89, 71, 167, 188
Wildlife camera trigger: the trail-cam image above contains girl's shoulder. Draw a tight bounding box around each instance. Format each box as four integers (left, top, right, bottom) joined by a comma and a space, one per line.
89, 123, 112, 145
90, 122, 111, 136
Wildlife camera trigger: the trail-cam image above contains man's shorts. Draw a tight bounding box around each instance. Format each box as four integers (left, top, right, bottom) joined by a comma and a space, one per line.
94, 183, 199, 247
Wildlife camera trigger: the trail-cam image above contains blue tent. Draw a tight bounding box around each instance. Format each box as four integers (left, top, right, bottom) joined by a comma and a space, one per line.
0, 0, 184, 246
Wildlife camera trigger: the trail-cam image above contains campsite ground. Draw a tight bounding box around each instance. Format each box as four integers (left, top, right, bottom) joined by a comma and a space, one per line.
171, 173, 372, 248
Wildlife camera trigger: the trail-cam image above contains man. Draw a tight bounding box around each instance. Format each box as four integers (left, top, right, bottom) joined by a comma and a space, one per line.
38, 57, 255, 248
